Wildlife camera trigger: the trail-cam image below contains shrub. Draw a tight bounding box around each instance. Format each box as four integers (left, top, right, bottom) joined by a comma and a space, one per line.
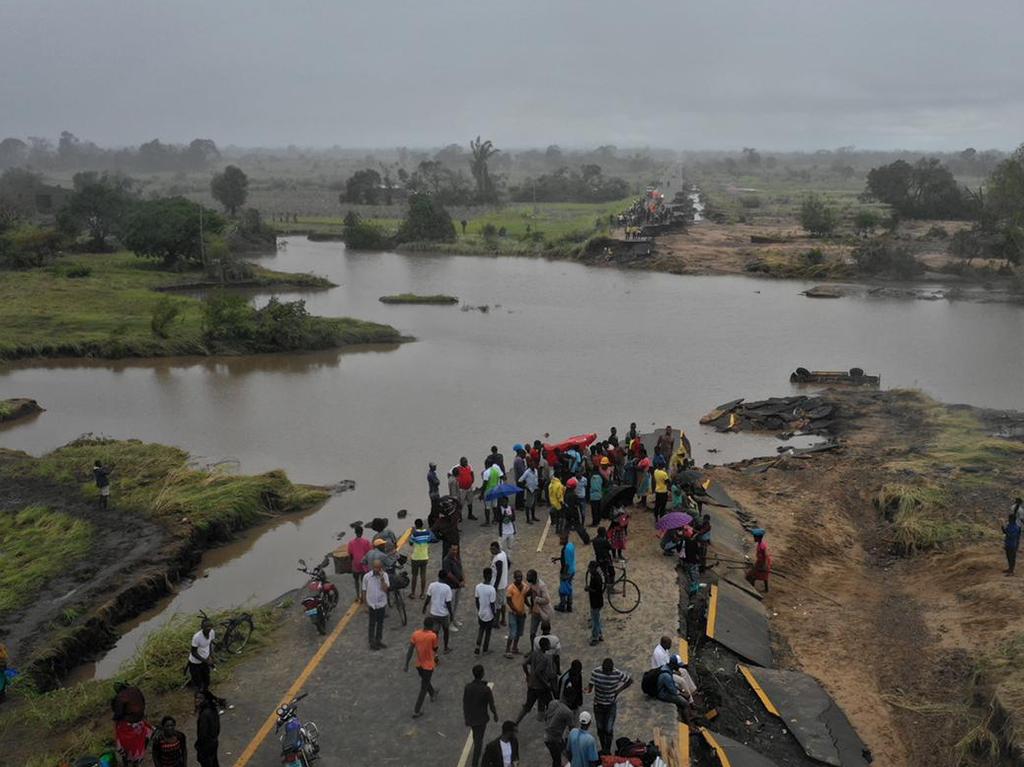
925, 225, 949, 240
0, 224, 62, 268
341, 211, 390, 250
852, 239, 923, 278
150, 297, 183, 339
482, 223, 498, 242
740, 195, 762, 209
853, 209, 880, 238
803, 248, 825, 266
396, 194, 456, 243
800, 195, 838, 238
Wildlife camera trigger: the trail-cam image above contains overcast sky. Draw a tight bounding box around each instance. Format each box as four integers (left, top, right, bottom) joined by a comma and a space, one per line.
1, 0, 1021, 151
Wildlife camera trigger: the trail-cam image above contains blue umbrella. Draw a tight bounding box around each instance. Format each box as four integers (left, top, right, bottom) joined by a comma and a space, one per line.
485, 482, 521, 501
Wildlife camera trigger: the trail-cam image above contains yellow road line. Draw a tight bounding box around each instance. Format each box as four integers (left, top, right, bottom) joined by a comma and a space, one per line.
738, 664, 780, 716
455, 682, 494, 767
699, 727, 732, 767
536, 516, 551, 552
232, 601, 361, 767
678, 722, 691, 766
677, 637, 689, 665
706, 583, 719, 639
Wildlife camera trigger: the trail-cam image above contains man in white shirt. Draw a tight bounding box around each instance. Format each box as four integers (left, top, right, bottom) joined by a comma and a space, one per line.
474, 566, 498, 654
532, 621, 562, 675
424, 569, 454, 652
651, 635, 673, 669
188, 617, 216, 692
489, 541, 510, 626
363, 558, 390, 650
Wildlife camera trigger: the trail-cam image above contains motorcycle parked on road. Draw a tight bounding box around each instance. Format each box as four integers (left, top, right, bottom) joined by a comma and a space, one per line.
276, 693, 320, 766
297, 555, 339, 635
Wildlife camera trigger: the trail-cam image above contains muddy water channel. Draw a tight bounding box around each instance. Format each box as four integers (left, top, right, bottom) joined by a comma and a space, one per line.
3, 236, 1023, 677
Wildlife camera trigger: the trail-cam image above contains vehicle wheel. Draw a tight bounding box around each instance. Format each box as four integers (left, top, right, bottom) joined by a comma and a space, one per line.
326, 590, 339, 612
395, 592, 408, 626
316, 611, 327, 635
304, 721, 320, 748
607, 578, 641, 614
224, 619, 253, 654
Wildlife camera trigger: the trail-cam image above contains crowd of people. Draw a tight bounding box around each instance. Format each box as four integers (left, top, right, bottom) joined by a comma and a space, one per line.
339, 425, 734, 767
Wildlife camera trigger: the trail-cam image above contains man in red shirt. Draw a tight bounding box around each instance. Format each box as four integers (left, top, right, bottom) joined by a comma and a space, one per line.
405, 618, 440, 718
456, 456, 477, 521
347, 524, 373, 603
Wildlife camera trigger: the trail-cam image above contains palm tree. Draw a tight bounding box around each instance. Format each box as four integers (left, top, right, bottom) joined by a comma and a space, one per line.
469, 136, 499, 203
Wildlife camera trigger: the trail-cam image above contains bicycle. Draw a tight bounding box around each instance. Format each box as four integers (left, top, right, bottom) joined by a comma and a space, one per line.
199, 609, 255, 655
605, 563, 641, 614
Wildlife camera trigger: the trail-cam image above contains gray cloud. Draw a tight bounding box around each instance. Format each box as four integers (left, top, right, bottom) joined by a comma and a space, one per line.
1, 0, 1020, 149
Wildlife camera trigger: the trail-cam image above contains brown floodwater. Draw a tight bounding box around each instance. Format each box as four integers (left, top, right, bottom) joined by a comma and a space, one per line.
4, 236, 1023, 677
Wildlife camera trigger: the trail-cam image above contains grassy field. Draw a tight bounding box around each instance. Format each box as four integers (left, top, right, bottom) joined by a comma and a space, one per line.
379, 293, 458, 304
0, 252, 402, 360
272, 198, 634, 255
0, 505, 94, 612
2, 605, 285, 767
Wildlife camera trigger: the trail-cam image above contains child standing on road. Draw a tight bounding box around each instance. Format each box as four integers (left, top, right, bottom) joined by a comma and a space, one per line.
498, 499, 517, 551
609, 510, 629, 561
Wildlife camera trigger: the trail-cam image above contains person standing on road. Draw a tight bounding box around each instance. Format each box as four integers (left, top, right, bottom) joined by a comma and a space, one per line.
428, 462, 441, 503
432, 498, 461, 562
93, 459, 112, 510
568, 711, 600, 767
151, 715, 187, 767
526, 569, 553, 642
363, 558, 390, 650
481, 459, 504, 526
475, 567, 498, 654
409, 519, 435, 599
489, 541, 510, 626
505, 569, 528, 657
347, 525, 372, 603
586, 657, 633, 754
533, 621, 562, 675
1004, 512, 1022, 576
585, 561, 604, 646
548, 474, 565, 533
519, 460, 540, 524
112, 681, 152, 767
424, 570, 454, 652
464, 664, 499, 767
516, 637, 557, 723
405, 617, 440, 718
652, 464, 670, 520
543, 697, 573, 767
553, 531, 576, 613
443, 545, 466, 630
592, 527, 615, 587
558, 659, 584, 712
513, 448, 527, 511
188, 619, 217, 694
498, 497, 517, 551
457, 457, 478, 521
589, 468, 603, 527
481, 721, 519, 767
745, 528, 772, 592
194, 691, 220, 767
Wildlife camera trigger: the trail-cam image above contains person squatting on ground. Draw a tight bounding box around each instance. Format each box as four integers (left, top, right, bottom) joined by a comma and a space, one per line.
405, 617, 440, 718
464, 663, 499, 767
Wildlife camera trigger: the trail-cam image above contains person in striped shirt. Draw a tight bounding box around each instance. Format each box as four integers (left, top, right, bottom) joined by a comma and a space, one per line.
586, 658, 632, 754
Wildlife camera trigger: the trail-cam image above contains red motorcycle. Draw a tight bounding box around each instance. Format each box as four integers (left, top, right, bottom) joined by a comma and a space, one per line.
297, 555, 339, 635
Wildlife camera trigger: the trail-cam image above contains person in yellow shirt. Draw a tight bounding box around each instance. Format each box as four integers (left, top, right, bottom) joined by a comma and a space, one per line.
652, 467, 670, 519
548, 475, 565, 533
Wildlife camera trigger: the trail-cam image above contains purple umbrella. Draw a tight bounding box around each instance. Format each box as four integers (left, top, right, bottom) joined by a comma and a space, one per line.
655, 511, 693, 531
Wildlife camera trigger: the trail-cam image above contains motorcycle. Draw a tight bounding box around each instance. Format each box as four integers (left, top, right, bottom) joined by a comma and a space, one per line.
297, 555, 339, 635
276, 693, 320, 766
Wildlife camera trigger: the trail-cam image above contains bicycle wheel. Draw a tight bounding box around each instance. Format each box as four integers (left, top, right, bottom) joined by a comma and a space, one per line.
223, 617, 253, 654
395, 590, 408, 626
607, 578, 641, 614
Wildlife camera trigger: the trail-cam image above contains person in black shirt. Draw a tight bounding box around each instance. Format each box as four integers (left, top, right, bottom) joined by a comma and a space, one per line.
592, 527, 614, 586
463, 664, 499, 767
585, 561, 605, 646
93, 460, 112, 510
151, 716, 187, 767
195, 691, 220, 767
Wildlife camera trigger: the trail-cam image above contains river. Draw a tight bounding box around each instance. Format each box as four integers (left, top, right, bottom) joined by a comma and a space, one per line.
3, 236, 1023, 677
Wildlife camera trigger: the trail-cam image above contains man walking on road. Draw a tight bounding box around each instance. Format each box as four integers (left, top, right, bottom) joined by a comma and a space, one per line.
585, 561, 605, 646
481, 721, 519, 767
475, 567, 498, 654
347, 525, 372, 603
443, 544, 466, 629
363, 557, 390, 650
490, 541, 510, 626
587, 657, 633, 754
457, 457, 477, 520
516, 637, 557, 723
505, 569, 528, 658
463, 664, 499, 767
568, 711, 600, 767
553, 531, 576, 612
543, 697, 573, 767
526, 569, 553, 643
424, 569, 454, 652
194, 691, 220, 767
405, 618, 439, 718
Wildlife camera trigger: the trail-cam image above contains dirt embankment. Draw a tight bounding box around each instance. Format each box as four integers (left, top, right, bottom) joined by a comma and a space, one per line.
0, 440, 328, 690
705, 389, 1024, 766
0, 398, 43, 426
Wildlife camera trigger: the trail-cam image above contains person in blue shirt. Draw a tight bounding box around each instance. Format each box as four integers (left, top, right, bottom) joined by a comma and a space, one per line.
568, 711, 600, 766
1003, 512, 1021, 576
588, 471, 603, 527
553, 531, 576, 612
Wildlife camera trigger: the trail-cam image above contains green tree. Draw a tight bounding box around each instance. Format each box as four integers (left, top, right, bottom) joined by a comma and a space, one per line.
342, 169, 382, 205
396, 194, 456, 243
210, 165, 249, 216
0, 224, 62, 268
341, 210, 389, 250
852, 209, 880, 238
0, 138, 28, 169
863, 158, 973, 219
56, 171, 136, 249
800, 195, 838, 238
0, 167, 43, 217
469, 136, 499, 203
123, 197, 224, 268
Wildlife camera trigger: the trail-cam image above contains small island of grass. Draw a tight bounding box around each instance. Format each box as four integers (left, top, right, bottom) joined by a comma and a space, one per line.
379, 293, 459, 305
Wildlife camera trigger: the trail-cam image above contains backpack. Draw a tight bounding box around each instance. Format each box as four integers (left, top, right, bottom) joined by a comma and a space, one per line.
641, 667, 669, 697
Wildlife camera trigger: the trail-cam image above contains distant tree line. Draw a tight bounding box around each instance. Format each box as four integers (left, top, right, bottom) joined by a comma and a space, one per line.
509, 164, 629, 203
0, 132, 221, 173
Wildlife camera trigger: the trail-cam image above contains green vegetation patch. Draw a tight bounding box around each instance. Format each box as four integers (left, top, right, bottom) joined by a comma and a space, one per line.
10, 437, 329, 534
379, 293, 458, 305
0, 505, 94, 613
875, 481, 987, 554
